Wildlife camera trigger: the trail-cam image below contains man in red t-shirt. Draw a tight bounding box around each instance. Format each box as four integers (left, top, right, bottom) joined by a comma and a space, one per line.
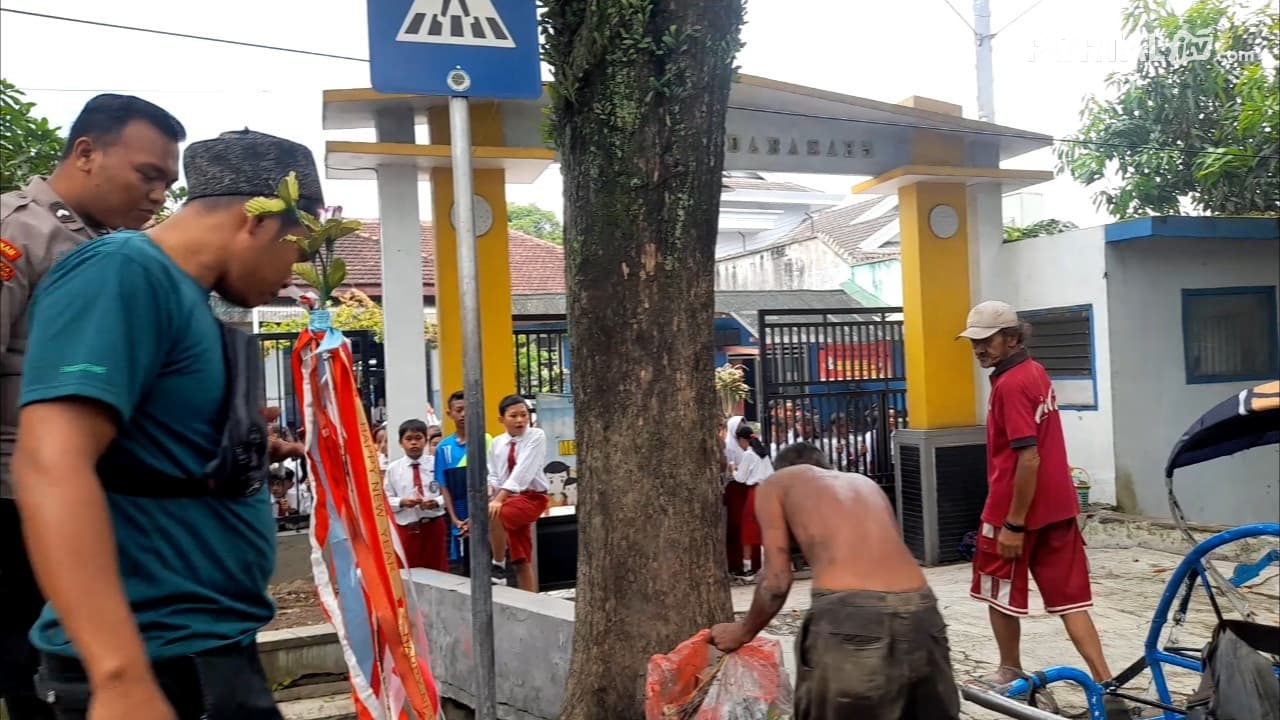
959, 301, 1123, 716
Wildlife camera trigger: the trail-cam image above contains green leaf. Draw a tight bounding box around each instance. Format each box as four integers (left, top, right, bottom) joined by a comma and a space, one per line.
293, 262, 321, 289
276, 172, 300, 206
335, 219, 365, 238
305, 232, 326, 255
245, 197, 287, 216
325, 257, 347, 292
297, 210, 321, 233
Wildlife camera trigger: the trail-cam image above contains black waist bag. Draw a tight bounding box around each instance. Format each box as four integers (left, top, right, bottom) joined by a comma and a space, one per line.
97, 323, 270, 499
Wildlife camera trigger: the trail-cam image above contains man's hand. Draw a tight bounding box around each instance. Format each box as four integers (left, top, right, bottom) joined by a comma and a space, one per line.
423, 499, 440, 510
90, 675, 177, 720
268, 437, 305, 462
997, 528, 1024, 559
709, 622, 751, 653
456, 518, 470, 538
400, 498, 422, 509
488, 498, 504, 521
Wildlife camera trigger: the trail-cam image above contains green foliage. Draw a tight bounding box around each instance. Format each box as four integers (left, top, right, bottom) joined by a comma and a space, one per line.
260, 289, 439, 347
1057, 0, 1278, 218
244, 173, 364, 301
1003, 218, 1080, 242
149, 186, 188, 225
1, 79, 63, 193
515, 334, 565, 394
507, 203, 563, 244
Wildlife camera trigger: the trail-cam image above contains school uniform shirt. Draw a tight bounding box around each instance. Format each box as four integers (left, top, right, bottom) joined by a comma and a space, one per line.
486, 428, 549, 494
725, 416, 745, 468
734, 450, 774, 487
384, 455, 446, 525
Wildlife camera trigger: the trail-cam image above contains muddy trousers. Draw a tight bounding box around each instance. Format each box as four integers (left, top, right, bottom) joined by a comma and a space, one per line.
34, 640, 281, 720
795, 587, 960, 720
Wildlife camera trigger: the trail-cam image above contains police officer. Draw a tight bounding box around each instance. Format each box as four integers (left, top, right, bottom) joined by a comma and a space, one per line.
0, 94, 184, 718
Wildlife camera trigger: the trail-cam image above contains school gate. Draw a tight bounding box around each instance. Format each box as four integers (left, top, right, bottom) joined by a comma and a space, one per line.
756, 307, 907, 496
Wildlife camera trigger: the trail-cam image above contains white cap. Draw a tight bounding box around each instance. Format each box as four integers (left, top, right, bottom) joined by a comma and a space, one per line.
956, 300, 1020, 340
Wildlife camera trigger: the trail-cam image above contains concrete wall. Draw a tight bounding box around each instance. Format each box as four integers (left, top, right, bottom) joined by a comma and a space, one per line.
408, 570, 572, 720
715, 237, 849, 291
850, 258, 903, 306
987, 226, 1118, 505
1105, 237, 1280, 524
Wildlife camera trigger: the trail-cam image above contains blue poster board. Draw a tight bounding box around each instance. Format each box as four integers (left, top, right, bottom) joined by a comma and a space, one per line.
367, 0, 542, 99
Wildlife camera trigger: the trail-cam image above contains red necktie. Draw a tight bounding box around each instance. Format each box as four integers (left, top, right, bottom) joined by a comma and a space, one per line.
507, 439, 517, 474
412, 463, 423, 495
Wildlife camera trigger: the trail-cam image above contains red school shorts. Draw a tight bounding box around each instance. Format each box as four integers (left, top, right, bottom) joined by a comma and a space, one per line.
500, 491, 550, 564
969, 517, 1092, 617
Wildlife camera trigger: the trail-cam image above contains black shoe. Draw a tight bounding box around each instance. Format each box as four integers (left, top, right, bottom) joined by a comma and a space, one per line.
491, 563, 507, 584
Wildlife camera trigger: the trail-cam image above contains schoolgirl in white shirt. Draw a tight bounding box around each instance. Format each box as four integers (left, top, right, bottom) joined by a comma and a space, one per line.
728, 423, 773, 576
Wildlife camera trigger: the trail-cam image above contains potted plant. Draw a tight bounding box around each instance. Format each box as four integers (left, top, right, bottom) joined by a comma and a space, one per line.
715, 363, 751, 418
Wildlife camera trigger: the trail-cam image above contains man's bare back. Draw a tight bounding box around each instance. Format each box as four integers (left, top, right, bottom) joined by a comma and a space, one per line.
769, 464, 926, 593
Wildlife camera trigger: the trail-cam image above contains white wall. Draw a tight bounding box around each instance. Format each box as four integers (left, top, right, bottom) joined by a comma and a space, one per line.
850, 258, 903, 306
1105, 238, 1280, 525
715, 238, 851, 291
987, 226, 1118, 505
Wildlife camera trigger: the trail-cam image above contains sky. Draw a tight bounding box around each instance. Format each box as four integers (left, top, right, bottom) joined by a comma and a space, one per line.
0, 0, 1227, 227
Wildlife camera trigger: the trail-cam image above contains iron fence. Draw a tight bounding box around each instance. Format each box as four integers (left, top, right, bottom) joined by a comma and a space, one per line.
513, 314, 571, 400
756, 307, 908, 502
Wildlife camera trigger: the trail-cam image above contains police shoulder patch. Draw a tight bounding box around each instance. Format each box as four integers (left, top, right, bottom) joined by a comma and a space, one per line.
0, 259, 14, 282
0, 238, 20, 262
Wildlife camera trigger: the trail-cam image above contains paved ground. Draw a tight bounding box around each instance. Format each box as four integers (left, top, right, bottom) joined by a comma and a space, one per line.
733, 547, 1279, 719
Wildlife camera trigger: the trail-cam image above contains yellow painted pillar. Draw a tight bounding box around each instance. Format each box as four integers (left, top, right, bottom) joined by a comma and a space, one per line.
897, 181, 977, 429
428, 105, 516, 437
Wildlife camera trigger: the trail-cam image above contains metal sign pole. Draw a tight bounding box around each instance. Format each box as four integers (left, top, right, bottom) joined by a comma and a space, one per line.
450, 92, 498, 720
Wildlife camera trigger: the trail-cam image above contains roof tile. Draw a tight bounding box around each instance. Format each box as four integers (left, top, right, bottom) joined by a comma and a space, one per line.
291, 220, 565, 296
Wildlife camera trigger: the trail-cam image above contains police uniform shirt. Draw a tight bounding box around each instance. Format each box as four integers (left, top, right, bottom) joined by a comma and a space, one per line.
384, 455, 445, 525
0, 177, 109, 499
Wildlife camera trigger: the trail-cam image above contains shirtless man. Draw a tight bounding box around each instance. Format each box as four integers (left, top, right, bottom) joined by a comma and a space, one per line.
710, 442, 960, 719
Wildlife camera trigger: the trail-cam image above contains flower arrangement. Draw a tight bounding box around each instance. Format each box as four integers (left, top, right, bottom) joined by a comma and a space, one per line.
715, 363, 751, 417
243, 172, 364, 302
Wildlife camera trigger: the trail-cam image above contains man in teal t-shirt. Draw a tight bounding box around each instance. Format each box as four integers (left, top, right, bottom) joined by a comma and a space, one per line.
12, 130, 323, 720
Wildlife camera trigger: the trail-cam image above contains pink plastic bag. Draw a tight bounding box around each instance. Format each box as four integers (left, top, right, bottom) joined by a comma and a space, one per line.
644, 629, 794, 719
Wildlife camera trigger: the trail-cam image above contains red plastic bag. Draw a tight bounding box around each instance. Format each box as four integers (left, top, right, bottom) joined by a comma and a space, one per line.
644, 629, 794, 720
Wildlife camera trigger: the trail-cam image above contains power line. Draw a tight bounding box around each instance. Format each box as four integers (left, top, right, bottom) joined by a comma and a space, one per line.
7, 7, 1275, 162
21, 87, 281, 94
0, 8, 369, 62
726, 105, 1280, 161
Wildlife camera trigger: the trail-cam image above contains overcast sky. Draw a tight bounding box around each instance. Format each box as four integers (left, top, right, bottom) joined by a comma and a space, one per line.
0, 0, 1235, 227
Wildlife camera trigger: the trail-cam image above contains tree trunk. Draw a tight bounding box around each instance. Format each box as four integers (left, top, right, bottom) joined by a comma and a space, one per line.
542, 2, 744, 718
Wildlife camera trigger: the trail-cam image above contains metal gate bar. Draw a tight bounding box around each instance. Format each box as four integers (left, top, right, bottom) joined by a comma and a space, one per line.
756, 307, 906, 502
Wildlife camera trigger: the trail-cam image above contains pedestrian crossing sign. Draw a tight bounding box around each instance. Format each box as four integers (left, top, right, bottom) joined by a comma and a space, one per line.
368, 0, 542, 99
398, 0, 515, 48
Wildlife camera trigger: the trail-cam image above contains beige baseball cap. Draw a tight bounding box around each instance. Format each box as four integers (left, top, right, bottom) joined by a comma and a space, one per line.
957, 300, 1020, 340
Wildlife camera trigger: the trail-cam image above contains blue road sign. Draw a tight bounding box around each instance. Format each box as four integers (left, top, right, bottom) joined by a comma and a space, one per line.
368, 0, 542, 99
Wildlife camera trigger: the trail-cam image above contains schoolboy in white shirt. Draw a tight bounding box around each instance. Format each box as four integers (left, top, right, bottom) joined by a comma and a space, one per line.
385, 419, 460, 571
486, 395, 549, 592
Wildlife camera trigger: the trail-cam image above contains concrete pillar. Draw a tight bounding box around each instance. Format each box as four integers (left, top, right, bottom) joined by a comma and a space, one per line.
966, 181, 1005, 423
375, 107, 427, 459
427, 105, 516, 437
897, 181, 978, 429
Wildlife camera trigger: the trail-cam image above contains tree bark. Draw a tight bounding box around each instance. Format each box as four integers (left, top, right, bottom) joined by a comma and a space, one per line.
542, 2, 744, 718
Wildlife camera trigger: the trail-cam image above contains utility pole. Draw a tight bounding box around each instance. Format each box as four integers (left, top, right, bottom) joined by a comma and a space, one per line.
974, 0, 996, 121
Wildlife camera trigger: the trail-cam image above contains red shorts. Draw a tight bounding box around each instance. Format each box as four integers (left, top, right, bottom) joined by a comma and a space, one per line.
500, 491, 549, 564
969, 518, 1092, 617
397, 515, 449, 572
